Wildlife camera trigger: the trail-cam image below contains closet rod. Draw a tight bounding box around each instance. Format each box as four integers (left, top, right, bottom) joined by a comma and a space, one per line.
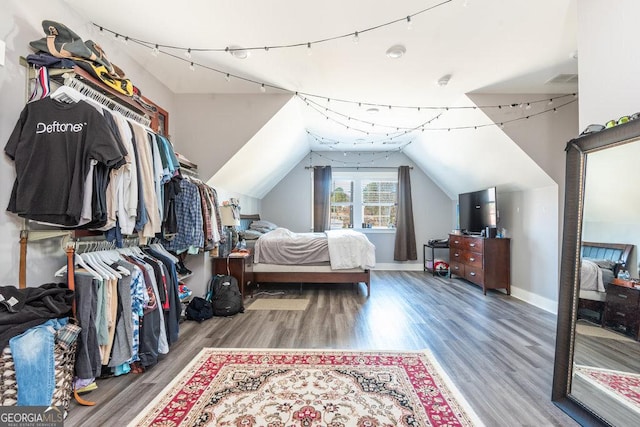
62, 73, 151, 127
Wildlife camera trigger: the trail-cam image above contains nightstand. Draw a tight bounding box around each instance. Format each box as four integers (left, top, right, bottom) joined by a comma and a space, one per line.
211, 251, 253, 300
603, 281, 640, 340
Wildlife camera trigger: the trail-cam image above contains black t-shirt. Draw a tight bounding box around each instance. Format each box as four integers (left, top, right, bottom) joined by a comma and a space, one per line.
5, 98, 125, 226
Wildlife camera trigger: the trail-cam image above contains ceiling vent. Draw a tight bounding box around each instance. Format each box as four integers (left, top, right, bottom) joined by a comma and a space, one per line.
546, 73, 579, 84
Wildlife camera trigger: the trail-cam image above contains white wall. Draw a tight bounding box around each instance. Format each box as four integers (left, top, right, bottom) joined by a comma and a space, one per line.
261, 151, 454, 269
578, 0, 640, 129
465, 93, 578, 312
577, 0, 640, 276
0, 1, 175, 286
172, 93, 291, 182
499, 187, 560, 312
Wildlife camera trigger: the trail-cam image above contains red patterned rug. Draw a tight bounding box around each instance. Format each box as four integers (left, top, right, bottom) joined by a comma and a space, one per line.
574, 365, 640, 413
129, 349, 483, 427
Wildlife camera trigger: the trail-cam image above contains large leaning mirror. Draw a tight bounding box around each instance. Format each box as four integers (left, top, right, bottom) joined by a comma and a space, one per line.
553, 119, 640, 426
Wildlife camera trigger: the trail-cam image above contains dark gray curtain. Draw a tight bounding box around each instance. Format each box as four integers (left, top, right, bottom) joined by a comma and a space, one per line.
313, 166, 332, 232
394, 166, 417, 260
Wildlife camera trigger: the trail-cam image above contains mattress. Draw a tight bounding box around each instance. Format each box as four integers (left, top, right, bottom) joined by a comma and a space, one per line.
579, 290, 607, 302
254, 228, 329, 265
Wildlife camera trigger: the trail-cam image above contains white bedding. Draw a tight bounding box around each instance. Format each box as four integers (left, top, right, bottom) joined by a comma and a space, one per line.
325, 229, 376, 270
253, 228, 329, 264
254, 227, 376, 270
580, 259, 605, 293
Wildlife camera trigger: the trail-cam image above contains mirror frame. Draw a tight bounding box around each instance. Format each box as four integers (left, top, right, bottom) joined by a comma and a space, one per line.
552, 118, 640, 426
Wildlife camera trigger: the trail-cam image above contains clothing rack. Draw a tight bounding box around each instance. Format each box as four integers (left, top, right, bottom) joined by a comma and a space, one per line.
62, 73, 151, 127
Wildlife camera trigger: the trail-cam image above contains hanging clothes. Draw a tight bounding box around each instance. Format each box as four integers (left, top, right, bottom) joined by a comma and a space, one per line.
4, 97, 126, 226
163, 178, 204, 254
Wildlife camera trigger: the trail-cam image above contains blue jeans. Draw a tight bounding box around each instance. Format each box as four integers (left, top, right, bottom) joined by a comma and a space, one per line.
9, 318, 68, 406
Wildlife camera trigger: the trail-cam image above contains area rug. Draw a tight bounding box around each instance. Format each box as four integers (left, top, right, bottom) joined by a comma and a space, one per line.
245, 298, 310, 311
574, 365, 640, 414
128, 348, 484, 427
576, 323, 635, 342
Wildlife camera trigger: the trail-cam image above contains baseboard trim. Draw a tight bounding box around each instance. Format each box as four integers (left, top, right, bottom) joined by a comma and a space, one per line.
510, 286, 558, 314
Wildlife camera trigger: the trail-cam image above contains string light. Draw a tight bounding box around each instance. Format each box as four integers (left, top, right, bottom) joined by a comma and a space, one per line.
189, 62, 195, 71
406, 16, 413, 30
260, 83, 266, 93
307, 42, 312, 56
91, 0, 453, 56
93, 16, 577, 120
185, 48, 192, 59
308, 147, 412, 167
353, 31, 359, 43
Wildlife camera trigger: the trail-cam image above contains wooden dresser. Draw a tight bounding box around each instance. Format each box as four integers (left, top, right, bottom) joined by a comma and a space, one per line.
448, 234, 511, 295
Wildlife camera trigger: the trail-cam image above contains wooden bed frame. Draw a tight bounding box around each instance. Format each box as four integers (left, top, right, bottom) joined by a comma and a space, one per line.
252, 268, 371, 297
239, 214, 371, 297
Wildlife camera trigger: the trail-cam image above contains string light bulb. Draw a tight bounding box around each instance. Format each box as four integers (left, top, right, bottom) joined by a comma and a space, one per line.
185, 48, 192, 59
151, 44, 159, 57
406, 16, 413, 30
307, 42, 312, 56
189, 62, 195, 71
353, 31, 359, 43
225, 73, 230, 82
260, 83, 266, 93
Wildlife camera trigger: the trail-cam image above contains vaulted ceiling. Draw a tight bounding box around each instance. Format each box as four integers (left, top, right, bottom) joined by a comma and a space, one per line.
65, 0, 579, 198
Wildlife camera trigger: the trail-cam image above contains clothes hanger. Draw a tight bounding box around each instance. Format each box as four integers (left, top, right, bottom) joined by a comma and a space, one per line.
54, 253, 102, 280
102, 249, 130, 276
81, 252, 115, 280
150, 243, 179, 263
95, 249, 128, 277
50, 85, 85, 104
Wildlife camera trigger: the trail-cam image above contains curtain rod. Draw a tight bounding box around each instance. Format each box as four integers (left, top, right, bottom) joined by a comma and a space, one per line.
305, 166, 412, 170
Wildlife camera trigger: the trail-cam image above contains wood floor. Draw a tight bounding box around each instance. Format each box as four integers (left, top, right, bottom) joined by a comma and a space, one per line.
65, 271, 577, 426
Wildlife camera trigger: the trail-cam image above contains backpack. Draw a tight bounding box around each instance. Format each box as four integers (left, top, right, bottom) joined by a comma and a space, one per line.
185, 297, 214, 322
207, 274, 244, 316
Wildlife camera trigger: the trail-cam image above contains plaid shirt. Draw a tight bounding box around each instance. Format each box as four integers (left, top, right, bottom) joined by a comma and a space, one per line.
165, 179, 204, 253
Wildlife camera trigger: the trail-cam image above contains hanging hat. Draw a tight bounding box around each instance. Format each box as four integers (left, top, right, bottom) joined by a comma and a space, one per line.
29, 20, 94, 61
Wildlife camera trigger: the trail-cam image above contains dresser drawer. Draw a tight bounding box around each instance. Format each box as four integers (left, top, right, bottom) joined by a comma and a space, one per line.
464, 251, 483, 269
449, 261, 465, 277
449, 235, 464, 249
464, 237, 484, 252
450, 248, 464, 262
606, 286, 639, 306
465, 266, 484, 284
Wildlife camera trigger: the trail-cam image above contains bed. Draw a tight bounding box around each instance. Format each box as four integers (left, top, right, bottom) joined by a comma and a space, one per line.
578, 241, 634, 323
238, 215, 374, 296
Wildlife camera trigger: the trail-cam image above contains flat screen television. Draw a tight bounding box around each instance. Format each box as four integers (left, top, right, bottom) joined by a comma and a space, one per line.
458, 187, 497, 235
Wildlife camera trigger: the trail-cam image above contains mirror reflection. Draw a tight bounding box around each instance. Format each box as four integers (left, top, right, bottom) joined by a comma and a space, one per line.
572, 139, 640, 426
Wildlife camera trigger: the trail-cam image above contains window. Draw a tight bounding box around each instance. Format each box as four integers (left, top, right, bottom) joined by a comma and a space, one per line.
330, 171, 397, 229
